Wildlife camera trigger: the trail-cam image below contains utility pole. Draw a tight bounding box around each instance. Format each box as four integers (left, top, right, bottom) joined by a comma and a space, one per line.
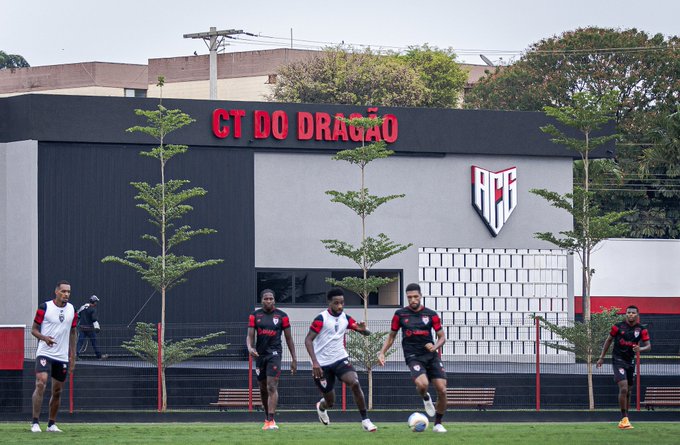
183, 27, 243, 100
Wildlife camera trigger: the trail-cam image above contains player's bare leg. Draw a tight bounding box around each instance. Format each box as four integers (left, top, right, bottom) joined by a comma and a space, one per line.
414, 374, 436, 417
431, 378, 447, 432
48, 379, 64, 423
617, 380, 633, 429
32, 373, 48, 420
264, 377, 280, 429
339, 371, 376, 431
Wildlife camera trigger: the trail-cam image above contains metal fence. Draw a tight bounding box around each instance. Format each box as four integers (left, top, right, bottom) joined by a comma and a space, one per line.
2, 318, 678, 413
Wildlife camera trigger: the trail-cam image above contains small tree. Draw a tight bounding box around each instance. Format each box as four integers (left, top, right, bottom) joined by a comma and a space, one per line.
322, 116, 412, 408
103, 77, 224, 411
123, 322, 228, 368
345, 330, 394, 409
530, 91, 631, 410
535, 307, 622, 409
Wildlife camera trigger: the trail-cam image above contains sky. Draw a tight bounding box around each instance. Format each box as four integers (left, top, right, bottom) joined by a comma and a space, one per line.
2, 0, 679, 67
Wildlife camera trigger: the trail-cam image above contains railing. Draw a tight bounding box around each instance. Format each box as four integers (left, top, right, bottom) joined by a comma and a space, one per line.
2, 318, 677, 413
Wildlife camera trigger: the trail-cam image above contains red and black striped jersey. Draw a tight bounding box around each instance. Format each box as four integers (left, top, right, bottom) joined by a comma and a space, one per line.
248, 308, 290, 355
390, 306, 442, 360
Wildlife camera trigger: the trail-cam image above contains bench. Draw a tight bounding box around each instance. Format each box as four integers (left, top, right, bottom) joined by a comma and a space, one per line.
446, 387, 496, 411
210, 388, 262, 411
641, 387, 680, 410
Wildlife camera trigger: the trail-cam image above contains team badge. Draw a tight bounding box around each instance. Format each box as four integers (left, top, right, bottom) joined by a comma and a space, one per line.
273, 316, 279, 325
634, 328, 640, 338
421, 316, 429, 325
255, 368, 260, 376
320, 379, 327, 388
471, 165, 517, 237
619, 368, 625, 375
63, 363, 67, 369
59, 311, 65, 323
344, 360, 349, 365
413, 365, 421, 372
40, 358, 47, 367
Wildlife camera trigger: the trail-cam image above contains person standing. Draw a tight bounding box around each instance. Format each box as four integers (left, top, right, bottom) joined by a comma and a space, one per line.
304, 287, 377, 432
77, 295, 106, 360
30, 280, 77, 433
596, 305, 651, 430
378, 282, 448, 433
246, 289, 297, 431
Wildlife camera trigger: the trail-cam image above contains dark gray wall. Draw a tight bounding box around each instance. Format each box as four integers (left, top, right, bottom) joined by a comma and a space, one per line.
38, 142, 254, 325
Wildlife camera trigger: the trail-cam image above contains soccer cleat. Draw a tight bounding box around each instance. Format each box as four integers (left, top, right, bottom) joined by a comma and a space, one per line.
46, 424, 63, 433
30, 423, 41, 433
263, 420, 279, 430
423, 393, 436, 417
618, 417, 634, 429
433, 423, 447, 433
361, 418, 377, 432
316, 400, 330, 425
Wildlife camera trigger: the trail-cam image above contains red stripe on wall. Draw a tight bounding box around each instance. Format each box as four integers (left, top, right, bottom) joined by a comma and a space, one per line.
574, 296, 680, 315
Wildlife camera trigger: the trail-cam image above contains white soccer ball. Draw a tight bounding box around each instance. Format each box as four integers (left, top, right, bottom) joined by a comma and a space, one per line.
408, 412, 429, 432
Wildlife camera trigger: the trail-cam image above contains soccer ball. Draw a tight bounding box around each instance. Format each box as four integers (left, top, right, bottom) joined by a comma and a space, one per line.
408, 412, 429, 432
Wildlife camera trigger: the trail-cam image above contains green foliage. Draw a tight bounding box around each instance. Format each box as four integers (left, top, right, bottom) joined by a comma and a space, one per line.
398, 44, 468, 108
0, 50, 29, 69
530, 187, 632, 253
466, 27, 680, 238
346, 330, 394, 372
535, 308, 621, 361
270, 45, 466, 108
102, 103, 223, 292
322, 116, 412, 319
122, 322, 228, 368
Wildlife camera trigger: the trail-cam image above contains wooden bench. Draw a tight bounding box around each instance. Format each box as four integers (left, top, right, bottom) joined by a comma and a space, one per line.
446, 387, 496, 411
210, 388, 262, 411
641, 387, 680, 410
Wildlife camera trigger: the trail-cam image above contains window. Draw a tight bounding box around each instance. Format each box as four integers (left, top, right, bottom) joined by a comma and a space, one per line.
124, 88, 147, 98
256, 269, 401, 307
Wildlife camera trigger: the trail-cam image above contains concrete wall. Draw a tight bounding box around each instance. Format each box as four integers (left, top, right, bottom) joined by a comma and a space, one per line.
0, 140, 38, 326
147, 77, 274, 101
255, 152, 573, 321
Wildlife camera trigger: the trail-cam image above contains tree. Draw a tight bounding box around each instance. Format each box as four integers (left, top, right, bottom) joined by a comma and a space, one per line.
465, 27, 680, 238
530, 91, 632, 410
123, 322, 227, 368
103, 77, 224, 411
345, 330, 394, 409
270, 47, 427, 106
397, 44, 468, 108
322, 115, 411, 408
534, 307, 622, 409
0, 50, 29, 69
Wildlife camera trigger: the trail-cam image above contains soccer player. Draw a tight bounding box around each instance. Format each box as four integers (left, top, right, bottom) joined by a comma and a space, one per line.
305, 287, 377, 432
246, 289, 297, 431
596, 305, 651, 430
378, 282, 448, 433
30, 280, 78, 433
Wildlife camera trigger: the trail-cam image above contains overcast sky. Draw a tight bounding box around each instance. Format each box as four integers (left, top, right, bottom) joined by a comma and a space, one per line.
3, 0, 678, 67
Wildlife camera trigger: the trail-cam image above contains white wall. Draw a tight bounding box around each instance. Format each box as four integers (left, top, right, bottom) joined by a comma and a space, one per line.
0, 140, 39, 326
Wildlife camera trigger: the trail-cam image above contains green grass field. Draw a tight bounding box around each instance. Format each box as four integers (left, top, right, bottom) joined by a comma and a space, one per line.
2, 422, 680, 444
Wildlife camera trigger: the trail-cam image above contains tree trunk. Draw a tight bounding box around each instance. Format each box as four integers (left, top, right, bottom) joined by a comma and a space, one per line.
367, 367, 373, 410
587, 356, 594, 410
161, 287, 167, 411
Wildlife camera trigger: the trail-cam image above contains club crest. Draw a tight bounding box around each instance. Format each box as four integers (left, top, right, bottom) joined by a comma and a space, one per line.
320, 379, 327, 388
413, 364, 421, 372
273, 316, 279, 325
255, 368, 260, 376
634, 328, 640, 338
421, 316, 430, 325
471, 165, 517, 237
59, 310, 65, 323
619, 368, 625, 375
40, 358, 47, 367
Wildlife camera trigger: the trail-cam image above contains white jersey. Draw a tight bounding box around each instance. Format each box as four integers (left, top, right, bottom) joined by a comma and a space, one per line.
309, 309, 358, 367
34, 300, 77, 362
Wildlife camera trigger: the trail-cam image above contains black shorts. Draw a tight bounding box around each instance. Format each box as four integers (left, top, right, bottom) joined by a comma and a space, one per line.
314, 357, 356, 394
612, 358, 635, 385
255, 353, 282, 382
35, 356, 69, 382
406, 352, 447, 381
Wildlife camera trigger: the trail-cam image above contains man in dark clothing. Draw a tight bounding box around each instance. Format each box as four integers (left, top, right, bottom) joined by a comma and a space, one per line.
246, 289, 297, 431
378, 283, 448, 433
596, 305, 651, 430
76, 295, 105, 359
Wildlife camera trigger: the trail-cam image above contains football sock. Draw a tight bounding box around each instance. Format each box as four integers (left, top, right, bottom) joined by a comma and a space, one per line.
267, 413, 274, 422
423, 393, 431, 401
319, 400, 327, 411
47, 420, 55, 427
435, 413, 444, 425
32, 418, 39, 425
621, 409, 627, 418
359, 409, 368, 420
